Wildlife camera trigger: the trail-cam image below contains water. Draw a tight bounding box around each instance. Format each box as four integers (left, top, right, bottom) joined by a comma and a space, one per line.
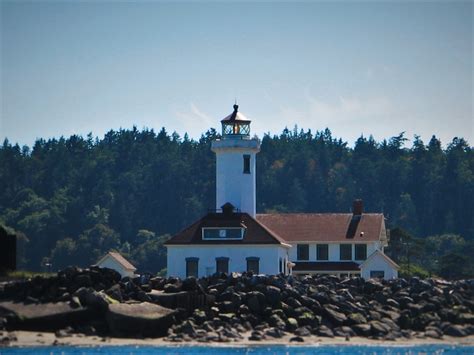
1, 345, 473, 355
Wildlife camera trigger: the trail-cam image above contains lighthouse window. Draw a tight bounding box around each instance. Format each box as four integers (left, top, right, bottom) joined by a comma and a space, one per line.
243, 155, 250, 174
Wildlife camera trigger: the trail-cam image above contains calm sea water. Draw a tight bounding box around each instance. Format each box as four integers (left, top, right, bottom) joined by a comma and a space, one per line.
1, 345, 473, 355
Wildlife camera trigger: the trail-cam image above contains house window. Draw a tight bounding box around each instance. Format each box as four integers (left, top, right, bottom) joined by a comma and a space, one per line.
186, 257, 199, 278
317, 244, 329, 260
246, 257, 259, 274
355, 244, 367, 260
216, 257, 229, 274
279, 257, 283, 274
202, 228, 244, 240
297, 244, 309, 260
340, 244, 352, 260
370, 270, 385, 279
243, 155, 251, 174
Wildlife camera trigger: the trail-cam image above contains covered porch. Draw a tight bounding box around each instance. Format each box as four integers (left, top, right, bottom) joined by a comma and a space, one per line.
291, 261, 361, 278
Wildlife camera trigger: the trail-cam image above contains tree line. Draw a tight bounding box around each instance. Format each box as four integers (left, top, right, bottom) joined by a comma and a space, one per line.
0, 126, 472, 277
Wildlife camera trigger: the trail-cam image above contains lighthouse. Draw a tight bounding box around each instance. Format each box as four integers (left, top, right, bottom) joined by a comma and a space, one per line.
211, 104, 260, 217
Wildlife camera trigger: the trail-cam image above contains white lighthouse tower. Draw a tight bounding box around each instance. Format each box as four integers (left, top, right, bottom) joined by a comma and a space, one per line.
211, 104, 260, 217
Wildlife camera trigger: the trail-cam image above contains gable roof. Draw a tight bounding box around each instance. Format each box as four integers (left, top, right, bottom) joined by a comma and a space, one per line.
359, 249, 399, 270
96, 251, 137, 271
165, 212, 289, 247
256, 213, 384, 243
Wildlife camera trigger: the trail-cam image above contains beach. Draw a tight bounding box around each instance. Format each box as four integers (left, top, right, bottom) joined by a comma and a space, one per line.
3, 331, 474, 348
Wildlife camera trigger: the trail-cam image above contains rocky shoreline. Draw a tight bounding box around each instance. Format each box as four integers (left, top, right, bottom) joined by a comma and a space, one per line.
0, 267, 473, 345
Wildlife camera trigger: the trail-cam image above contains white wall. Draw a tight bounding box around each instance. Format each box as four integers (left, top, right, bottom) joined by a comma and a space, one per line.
167, 244, 288, 278
288, 242, 379, 264
211, 139, 260, 217
360, 252, 398, 280
97, 257, 135, 278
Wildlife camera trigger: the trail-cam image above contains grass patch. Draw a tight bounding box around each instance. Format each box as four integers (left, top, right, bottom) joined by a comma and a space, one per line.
398, 263, 432, 279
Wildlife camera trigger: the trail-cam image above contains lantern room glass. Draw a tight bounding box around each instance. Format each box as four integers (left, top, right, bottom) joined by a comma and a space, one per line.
222, 122, 250, 136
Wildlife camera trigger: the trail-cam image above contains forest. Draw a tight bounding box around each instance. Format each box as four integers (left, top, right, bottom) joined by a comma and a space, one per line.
0, 126, 473, 278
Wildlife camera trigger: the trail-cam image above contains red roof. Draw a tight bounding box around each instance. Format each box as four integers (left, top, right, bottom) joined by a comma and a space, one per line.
221, 104, 251, 123
293, 261, 360, 272
166, 211, 385, 246
165, 212, 288, 246
256, 213, 384, 243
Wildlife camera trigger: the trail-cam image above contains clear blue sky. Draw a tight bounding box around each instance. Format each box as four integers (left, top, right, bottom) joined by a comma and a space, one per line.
1, 1, 472, 147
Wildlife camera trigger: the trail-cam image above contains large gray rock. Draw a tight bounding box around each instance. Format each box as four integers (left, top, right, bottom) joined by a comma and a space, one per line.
264, 285, 281, 306
316, 325, 334, 337
324, 308, 347, 325
297, 310, 317, 327
265, 327, 285, 338
444, 324, 467, 337
348, 312, 367, 325
269, 314, 286, 329
106, 302, 176, 337
0, 301, 96, 331
164, 281, 182, 293
286, 317, 298, 331
352, 323, 372, 336
370, 320, 391, 336
246, 292, 264, 314
148, 289, 208, 309
74, 288, 115, 311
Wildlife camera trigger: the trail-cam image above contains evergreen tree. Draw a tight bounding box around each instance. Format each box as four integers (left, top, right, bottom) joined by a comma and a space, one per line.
0, 127, 472, 275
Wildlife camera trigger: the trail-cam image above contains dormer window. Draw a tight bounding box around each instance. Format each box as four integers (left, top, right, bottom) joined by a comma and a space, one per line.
202, 227, 245, 240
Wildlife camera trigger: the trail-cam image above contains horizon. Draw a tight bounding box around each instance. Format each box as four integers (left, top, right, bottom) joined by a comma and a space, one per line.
1, 1, 472, 148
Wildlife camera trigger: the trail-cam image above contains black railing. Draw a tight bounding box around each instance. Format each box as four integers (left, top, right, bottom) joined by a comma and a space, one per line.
207, 207, 242, 213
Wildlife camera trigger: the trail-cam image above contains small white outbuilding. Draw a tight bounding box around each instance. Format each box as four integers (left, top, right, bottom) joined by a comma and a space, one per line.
95, 251, 137, 278
359, 249, 399, 280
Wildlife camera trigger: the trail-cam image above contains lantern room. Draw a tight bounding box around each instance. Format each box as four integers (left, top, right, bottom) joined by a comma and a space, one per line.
221, 104, 251, 138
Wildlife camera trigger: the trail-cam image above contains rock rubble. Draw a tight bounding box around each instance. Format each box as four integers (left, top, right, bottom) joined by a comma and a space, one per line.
0, 267, 473, 342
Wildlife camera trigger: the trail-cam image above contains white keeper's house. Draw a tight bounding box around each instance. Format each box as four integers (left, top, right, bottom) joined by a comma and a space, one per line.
165, 104, 399, 280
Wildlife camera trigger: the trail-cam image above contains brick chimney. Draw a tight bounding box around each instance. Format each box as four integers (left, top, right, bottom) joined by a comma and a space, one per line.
353, 199, 363, 216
